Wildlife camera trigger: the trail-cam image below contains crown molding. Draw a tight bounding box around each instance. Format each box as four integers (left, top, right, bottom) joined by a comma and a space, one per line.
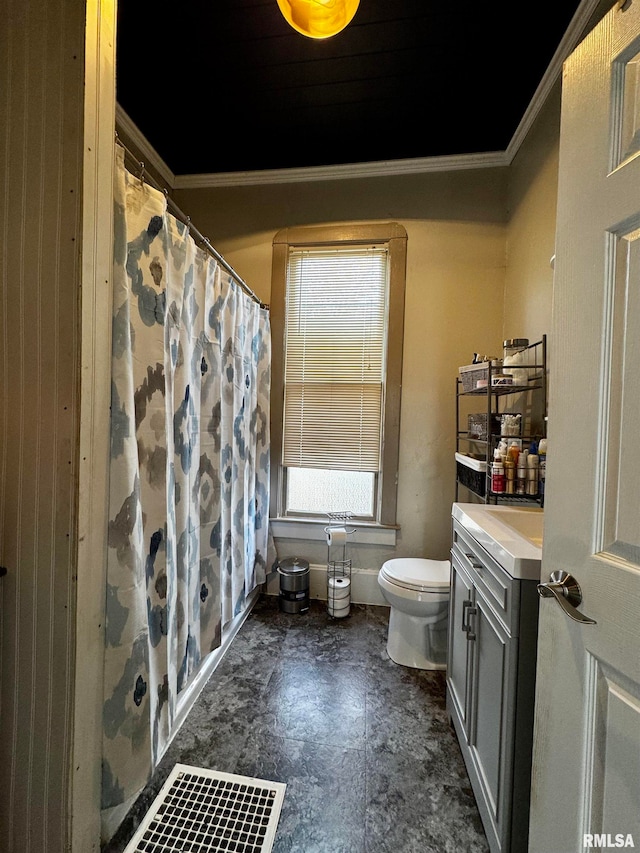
173, 151, 508, 189
115, 105, 176, 189
506, 0, 606, 162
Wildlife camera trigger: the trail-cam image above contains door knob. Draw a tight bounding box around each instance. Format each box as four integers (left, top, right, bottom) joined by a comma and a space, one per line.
537, 570, 596, 624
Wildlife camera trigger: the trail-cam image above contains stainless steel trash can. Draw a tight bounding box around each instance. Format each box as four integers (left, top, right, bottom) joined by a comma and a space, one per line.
278, 557, 310, 614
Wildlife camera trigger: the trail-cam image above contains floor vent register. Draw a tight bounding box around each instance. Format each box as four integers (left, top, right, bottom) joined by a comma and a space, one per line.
123, 764, 286, 853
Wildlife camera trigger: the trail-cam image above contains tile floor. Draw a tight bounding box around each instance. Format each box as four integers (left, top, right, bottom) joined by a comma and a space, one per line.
102, 594, 489, 853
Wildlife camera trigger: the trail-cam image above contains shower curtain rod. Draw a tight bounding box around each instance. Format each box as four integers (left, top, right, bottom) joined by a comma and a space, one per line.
115, 135, 267, 309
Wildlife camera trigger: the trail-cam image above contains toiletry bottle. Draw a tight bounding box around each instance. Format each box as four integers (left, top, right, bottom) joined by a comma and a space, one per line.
504, 458, 515, 494
492, 461, 505, 494
527, 454, 539, 496
517, 454, 527, 495
538, 438, 547, 497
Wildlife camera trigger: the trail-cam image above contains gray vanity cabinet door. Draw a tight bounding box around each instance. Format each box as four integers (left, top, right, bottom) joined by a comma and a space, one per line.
448, 518, 537, 853
446, 556, 475, 736
467, 591, 518, 853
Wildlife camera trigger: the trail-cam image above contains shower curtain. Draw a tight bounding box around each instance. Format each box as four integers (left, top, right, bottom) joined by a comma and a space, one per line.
102, 145, 271, 810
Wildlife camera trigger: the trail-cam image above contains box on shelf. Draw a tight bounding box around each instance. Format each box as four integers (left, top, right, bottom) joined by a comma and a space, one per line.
458, 362, 490, 392
467, 413, 502, 441
455, 452, 487, 497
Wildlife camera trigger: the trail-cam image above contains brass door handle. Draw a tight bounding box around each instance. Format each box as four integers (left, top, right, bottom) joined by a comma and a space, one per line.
537, 570, 596, 624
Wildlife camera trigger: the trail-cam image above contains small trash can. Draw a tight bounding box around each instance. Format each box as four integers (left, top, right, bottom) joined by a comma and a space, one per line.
278, 557, 310, 614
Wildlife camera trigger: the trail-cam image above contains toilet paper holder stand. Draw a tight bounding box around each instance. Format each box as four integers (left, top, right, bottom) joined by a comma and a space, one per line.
325, 514, 356, 620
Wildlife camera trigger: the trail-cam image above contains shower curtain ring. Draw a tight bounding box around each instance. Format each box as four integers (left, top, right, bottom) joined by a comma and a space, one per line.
139, 161, 145, 183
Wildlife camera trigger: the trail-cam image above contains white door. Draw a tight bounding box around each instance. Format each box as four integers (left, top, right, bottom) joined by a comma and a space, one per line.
529, 3, 640, 851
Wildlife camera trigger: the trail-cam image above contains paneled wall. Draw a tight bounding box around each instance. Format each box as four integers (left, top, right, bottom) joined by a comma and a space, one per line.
0, 2, 114, 850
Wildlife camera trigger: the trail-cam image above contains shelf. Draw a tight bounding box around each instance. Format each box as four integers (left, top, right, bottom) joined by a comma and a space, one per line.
459, 435, 543, 445
456, 479, 543, 502
455, 336, 547, 507
459, 383, 542, 397
487, 492, 541, 501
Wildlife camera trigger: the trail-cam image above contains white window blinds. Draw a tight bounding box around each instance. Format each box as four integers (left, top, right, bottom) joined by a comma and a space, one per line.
282, 246, 389, 472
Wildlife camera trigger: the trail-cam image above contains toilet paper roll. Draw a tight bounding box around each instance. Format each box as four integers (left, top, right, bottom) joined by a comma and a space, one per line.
329, 577, 351, 595
328, 600, 350, 618
326, 526, 347, 547
328, 576, 351, 599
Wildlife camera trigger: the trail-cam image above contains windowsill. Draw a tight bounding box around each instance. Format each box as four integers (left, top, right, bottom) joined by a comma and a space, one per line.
269, 517, 399, 546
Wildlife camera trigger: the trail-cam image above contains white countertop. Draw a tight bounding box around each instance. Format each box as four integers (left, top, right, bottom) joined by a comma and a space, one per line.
452, 502, 544, 580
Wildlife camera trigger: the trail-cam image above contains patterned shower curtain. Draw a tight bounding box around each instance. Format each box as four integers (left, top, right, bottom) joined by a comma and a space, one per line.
102, 145, 271, 810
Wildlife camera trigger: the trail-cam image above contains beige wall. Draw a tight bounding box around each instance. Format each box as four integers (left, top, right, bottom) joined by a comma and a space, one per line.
176, 169, 511, 568
504, 86, 562, 345
398, 220, 506, 559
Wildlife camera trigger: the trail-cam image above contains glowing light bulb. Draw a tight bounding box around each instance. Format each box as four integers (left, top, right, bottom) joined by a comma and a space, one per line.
276, 0, 360, 39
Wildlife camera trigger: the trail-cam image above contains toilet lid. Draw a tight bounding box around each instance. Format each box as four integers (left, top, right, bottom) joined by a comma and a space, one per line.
381, 558, 450, 593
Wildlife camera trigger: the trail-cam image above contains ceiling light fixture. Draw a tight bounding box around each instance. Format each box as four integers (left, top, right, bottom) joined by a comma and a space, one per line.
276, 0, 360, 39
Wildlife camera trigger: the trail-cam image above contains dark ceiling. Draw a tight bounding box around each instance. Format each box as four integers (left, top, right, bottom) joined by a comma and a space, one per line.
116, 0, 585, 176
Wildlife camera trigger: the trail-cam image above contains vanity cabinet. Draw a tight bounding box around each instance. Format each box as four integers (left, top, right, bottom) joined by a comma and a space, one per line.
447, 518, 539, 853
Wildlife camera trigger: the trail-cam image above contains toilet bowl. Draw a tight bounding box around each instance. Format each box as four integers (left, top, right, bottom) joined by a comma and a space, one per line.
378, 558, 450, 670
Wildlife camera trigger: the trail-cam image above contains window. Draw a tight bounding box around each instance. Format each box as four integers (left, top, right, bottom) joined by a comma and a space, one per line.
270, 223, 407, 526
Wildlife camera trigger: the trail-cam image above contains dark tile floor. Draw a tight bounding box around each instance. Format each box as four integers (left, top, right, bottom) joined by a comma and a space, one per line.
102, 595, 489, 853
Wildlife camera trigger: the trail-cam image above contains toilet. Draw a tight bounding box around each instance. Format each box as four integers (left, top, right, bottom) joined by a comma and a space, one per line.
377, 558, 451, 670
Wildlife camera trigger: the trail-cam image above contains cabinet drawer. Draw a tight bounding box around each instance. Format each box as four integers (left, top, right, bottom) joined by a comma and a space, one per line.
452, 520, 519, 635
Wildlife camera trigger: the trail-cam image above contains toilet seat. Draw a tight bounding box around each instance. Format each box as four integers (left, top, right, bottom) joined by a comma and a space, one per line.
380, 558, 450, 593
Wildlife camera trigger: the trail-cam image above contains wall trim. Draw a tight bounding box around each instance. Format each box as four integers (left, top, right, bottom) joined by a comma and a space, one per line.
115, 105, 176, 190
73, 2, 117, 850
270, 518, 397, 547
265, 564, 388, 607
506, 0, 606, 161
174, 151, 508, 188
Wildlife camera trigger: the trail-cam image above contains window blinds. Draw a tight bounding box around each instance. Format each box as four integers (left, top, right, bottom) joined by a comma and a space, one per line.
282, 246, 388, 472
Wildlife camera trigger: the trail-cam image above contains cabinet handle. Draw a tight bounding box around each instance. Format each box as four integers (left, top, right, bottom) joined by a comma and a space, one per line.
462, 600, 477, 639
464, 553, 484, 571
461, 599, 473, 632
466, 605, 477, 641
